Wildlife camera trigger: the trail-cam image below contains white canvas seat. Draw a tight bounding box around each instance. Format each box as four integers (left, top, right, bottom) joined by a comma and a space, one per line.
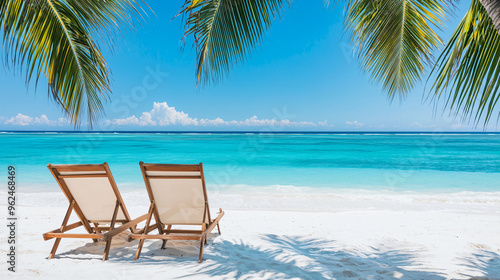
130, 162, 224, 262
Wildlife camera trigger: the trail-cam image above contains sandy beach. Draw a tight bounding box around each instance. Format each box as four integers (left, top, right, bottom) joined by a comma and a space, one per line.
2, 189, 500, 280
2, 0, 500, 278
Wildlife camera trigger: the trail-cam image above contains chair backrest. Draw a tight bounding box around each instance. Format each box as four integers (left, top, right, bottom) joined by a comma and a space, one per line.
47, 163, 130, 223
139, 162, 211, 225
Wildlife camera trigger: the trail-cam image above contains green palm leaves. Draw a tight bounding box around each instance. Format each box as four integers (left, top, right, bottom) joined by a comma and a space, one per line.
3, 0, 500, 127
0, 0, 145, 126
179, 0, 290, 85
431, 0, 500, 125
181, 0, 500, 125
344, 0, 449, 97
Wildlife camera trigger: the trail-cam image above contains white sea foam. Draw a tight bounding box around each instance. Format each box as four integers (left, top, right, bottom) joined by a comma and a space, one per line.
204, 185, 500, 212
10, 185, 500, 214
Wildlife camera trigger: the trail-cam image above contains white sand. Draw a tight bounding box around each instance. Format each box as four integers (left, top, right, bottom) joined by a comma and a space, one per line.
2, 189, 500, 280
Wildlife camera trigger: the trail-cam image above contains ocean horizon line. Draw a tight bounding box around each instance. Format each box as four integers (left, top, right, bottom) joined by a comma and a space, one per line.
1, 130, 500, 135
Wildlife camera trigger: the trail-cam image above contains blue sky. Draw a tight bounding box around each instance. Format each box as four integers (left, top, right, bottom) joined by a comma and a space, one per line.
0, 0, 491, 131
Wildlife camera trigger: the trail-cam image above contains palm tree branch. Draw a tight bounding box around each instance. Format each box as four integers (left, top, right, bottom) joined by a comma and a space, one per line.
179, 0, 290, 86
45, 0, 93, 107
344, 0, 450, 97
0, 0, 146, 126
429, 0, 500, 125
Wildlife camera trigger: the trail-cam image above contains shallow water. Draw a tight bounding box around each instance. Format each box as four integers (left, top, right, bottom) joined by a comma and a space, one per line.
1, 132, 499, 193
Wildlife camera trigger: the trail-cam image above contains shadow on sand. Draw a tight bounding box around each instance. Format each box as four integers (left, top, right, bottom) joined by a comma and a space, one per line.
51, 234, 500, 280
178, 234, 447, 280
52, 233, 499, 280
457, 250, 500, 280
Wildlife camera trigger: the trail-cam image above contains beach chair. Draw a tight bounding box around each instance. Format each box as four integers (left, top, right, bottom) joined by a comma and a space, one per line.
130, 162, 224, 263
43, 163, 148, 260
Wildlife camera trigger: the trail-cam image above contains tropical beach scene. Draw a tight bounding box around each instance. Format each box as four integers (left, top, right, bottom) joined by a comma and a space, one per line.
1, 1, 500, 279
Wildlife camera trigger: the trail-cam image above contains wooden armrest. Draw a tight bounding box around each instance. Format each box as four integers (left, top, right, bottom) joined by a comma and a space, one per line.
43, 221, 83, 241
104, 214, 148, 241
202, 209, 224, 238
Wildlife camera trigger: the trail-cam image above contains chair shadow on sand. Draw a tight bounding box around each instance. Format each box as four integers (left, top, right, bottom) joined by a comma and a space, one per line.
52, 232, 221, 261
53, 233, 499, 280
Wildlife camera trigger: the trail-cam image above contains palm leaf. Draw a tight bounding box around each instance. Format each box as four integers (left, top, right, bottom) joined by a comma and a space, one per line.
430, 0, 500, 126
344, 0, 450, 98
179, 0, 290, 86
0, 0, 146, 126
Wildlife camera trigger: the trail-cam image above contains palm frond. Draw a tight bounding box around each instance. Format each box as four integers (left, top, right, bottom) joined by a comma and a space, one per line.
0, 0, 146, 126
430, 0, 500, 126
179, 0, 290, 86
345, 0, 450, 98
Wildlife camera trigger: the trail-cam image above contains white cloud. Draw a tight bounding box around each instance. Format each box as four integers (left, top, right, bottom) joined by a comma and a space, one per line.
410, 122, 423, 128
107, 102, 331, 127
5, 114, 34, 126
151, 103, 198, 126
199, 117, 226, 126
57, 118, 71, 126
346, 120, 365, 127
110, 115, 141, 126
3, 113, 69, 126
35, 114, 52, 125
1, 103, 332, 128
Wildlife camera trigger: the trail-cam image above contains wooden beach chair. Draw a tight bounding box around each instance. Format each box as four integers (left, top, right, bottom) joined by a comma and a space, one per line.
130, 162, 224, 263
43, 163, 148, 260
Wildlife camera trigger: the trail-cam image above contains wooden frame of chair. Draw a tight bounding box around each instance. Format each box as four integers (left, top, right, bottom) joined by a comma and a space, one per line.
130, 162, 224, 263
43, 163, 148, 261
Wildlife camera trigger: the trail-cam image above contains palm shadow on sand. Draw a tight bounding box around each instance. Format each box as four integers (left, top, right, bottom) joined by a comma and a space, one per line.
178, 234, 448, 280
53, 234, 499, 280
457, 251, 500, 280
102, 233, 447, 279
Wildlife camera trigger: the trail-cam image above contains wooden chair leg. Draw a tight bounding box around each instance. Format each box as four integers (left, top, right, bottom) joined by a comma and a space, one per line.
161, 225, 172, 249
134, 239, 146, 260
48, 201, 74, 259
217, 223, 221, 235
102, 200, 120, 261
48, 238, 61, 259
134, 203, 155, 260
103, 239, 112, 261
198, 236, 206, 263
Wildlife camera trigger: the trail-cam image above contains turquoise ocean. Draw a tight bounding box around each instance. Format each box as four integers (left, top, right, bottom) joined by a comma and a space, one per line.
2, 132, 499, 194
